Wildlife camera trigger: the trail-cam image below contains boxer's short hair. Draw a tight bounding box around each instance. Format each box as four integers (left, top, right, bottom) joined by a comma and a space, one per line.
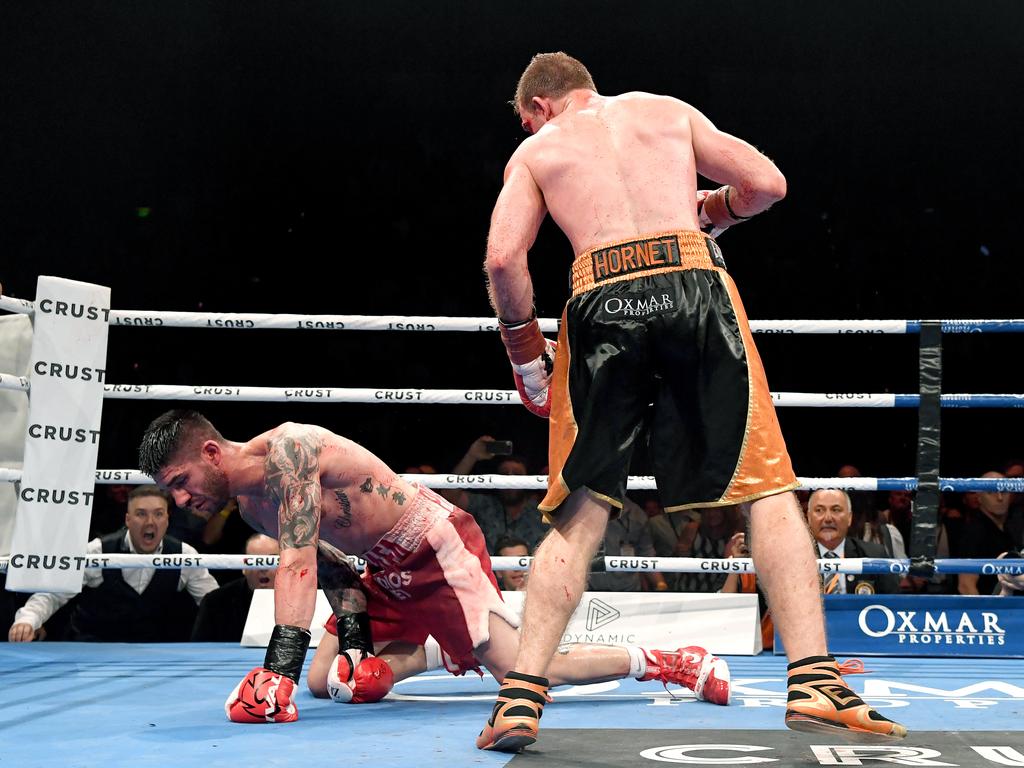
139, 409, 223, 476
514, 52, 595, 115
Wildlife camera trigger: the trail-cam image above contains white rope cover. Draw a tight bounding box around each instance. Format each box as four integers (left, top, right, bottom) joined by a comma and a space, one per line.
2, 553, 1021, 576
3, 468, 1024, 493
4, 377, 1021, 408
3, 294, 1022, 334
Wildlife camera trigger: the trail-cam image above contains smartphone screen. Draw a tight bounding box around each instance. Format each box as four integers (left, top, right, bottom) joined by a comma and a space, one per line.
484, 440, 513, 456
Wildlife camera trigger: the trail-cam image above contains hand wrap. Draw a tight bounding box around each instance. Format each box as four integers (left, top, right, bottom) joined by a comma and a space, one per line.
697, 186, 750, 238
499, 315, 557, 418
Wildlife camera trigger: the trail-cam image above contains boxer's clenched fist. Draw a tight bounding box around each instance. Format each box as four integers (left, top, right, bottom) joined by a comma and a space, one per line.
327, 650, 394, 703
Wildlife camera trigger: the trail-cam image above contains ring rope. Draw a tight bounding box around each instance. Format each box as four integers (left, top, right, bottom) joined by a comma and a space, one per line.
2, 295, 1023, 334
2, 467, 1022, 493
1, 553, 1020, 575
1, 376, 1022, 408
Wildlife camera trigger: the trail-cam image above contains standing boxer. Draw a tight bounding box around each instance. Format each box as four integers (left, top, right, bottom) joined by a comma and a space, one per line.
482, 51, 906, 750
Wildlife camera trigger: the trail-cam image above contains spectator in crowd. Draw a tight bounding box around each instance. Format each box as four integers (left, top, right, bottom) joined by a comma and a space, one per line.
995, 550, 1024, 597
959, 471, 1024, 595
451, 436, 548, 553
8, 485, 219, 642
939, 493, 967, 558
587, 497, 668, 593
493, 534, 530, 592
642, 496, 698, 591
719, 526, 775, 650
851, 502, 907, 560
191, 534, 279, 641
676, 505, 745, 593
835, 464, 906, 558
806, 489, 900, 595
879, 490, 914, 552
1003, 458, 1024, 533
0, 573, 30, 642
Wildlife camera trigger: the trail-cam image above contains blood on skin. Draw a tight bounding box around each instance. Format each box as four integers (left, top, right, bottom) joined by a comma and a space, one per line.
299, 568, 309, 578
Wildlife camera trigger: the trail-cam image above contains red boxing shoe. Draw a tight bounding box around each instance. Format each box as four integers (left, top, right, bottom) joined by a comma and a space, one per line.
639, 646, 731, 705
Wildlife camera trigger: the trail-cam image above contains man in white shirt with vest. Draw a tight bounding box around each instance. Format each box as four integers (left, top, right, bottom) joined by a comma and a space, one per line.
8, 485, 218, 642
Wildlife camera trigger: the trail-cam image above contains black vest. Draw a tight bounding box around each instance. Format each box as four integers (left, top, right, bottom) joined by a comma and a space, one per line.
69, 530, 196, 642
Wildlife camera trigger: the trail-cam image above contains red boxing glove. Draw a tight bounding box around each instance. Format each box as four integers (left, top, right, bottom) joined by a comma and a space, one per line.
327, 651, 395, 703
499, 317, 557, 418
225, 667, 299, 723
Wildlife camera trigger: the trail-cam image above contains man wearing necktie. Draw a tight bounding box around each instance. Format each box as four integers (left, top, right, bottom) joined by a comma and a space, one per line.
807, 490, 901, 596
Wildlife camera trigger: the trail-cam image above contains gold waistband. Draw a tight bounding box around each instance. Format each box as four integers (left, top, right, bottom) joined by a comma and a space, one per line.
570, 230, 723, 297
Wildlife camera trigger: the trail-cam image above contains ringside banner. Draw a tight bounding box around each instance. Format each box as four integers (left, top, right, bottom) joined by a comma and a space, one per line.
242, 590, 762, 654
7, 277, 110, 593
776, 595, 1024, 658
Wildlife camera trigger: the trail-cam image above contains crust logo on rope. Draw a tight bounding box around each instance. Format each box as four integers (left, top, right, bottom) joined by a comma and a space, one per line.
375, 390, 424, 401
586, 598, 621, 631
114, 315, 164, 326
463, 391, 515, 402
858, 604, 1007, 646
286, 389, 334, 399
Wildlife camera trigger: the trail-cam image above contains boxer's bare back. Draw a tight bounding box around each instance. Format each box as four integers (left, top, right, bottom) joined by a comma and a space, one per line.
489, 90, 774, 321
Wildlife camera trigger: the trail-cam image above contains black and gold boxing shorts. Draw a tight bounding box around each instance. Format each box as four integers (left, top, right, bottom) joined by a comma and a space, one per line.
539, 229, 798, 519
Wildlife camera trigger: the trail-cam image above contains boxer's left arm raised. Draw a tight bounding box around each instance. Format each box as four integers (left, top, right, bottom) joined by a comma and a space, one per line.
225, 426, 322, 723
486, 158, 556, 417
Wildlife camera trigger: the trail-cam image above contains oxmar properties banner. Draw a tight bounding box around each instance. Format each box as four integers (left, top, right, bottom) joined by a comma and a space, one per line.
776, 595, 1024, 658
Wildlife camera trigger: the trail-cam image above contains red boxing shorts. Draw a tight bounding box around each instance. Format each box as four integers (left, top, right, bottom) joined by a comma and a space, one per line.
324, 486, 519, 672
541, 229, 799, 517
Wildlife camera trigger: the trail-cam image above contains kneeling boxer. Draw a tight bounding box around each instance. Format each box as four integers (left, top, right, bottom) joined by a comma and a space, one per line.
138, 410, 729, 724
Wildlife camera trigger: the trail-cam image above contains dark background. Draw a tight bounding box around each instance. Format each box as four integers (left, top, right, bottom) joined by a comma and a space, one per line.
1, 1, 1022, 483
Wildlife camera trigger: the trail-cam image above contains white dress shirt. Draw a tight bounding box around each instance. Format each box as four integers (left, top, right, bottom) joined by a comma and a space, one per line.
13, 532, 219, 630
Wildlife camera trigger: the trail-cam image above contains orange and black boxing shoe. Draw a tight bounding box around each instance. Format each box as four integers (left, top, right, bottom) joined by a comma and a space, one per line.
785, 656, 908, 742
476, 671, 551, 752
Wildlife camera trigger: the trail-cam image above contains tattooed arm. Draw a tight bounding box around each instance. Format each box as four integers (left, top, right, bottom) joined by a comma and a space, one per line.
265, 425, 324, 629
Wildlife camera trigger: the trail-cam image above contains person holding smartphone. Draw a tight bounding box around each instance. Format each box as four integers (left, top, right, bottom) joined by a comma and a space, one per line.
451, 436, 548, 553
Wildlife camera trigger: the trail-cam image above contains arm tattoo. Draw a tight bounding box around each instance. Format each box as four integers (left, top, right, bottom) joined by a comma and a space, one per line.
317, 542, 367, 614
265, 428, 323, 550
